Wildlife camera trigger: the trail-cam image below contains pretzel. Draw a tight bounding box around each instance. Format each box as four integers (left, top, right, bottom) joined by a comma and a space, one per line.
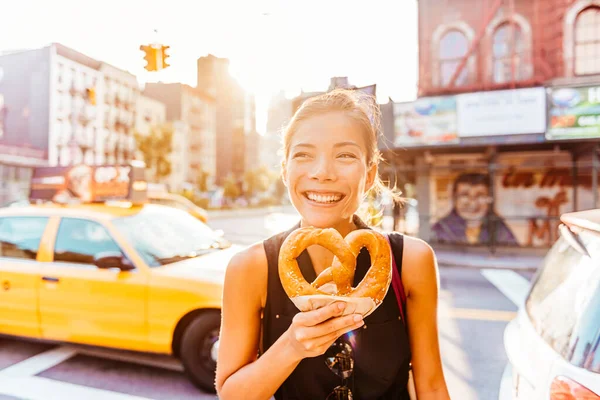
278, 227, 393, 314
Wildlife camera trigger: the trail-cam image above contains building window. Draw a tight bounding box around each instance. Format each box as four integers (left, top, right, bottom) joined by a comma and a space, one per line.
439, 30, 469, 86
575, 6, 600, 75
492, 22, 527, 83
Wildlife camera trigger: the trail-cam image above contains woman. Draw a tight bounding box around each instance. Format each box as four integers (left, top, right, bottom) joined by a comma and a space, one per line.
216, 90, 450, 400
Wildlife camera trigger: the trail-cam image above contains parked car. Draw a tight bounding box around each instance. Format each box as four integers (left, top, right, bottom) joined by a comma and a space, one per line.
500, 209, 600, 399
0, 201, 240, 393
147, 191, 209, 223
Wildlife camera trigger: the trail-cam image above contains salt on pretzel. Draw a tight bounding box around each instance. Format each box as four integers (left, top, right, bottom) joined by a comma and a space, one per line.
278, 227, 393, 309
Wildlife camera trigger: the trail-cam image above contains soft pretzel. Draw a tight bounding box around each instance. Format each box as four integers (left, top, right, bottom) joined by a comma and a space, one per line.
278, 227, 393, 311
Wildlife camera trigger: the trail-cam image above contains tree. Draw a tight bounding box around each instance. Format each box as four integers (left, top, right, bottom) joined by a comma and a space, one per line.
196, 168, 210, 192
243, 166, 272, 199
134, 124, 174, 182
223, 174, 241, 200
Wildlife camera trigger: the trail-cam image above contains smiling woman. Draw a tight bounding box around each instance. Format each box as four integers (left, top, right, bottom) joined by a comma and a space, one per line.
216, 89, 451, 400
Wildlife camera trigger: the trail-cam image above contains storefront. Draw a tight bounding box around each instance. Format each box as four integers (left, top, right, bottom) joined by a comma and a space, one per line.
383, 86, 600, 251
0, 145, 48, 205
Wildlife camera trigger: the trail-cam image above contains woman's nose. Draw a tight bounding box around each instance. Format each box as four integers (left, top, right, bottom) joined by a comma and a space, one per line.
309, 157, 336, 182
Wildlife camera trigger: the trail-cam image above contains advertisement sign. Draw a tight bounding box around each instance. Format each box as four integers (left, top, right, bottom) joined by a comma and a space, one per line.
547, 86, 600, 140
29, 164, 147, 204
457, 87, 547, 137
394, 96, 459, 146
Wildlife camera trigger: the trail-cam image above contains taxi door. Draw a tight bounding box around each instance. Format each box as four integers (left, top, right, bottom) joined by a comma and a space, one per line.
38, 216, 149, 351
0, 216, 51, 338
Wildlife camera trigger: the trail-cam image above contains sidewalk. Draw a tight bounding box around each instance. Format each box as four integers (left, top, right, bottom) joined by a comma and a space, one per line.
206, 205, 297, 220
433, 248, 545, 271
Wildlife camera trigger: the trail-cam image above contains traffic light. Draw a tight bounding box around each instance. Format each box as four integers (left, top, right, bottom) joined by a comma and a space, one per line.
140, 45, 158, 72
86, 87, 96, 105
160, 45, 170, 69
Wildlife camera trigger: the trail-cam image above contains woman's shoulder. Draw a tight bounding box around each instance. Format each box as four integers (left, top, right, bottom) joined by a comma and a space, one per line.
228, 241, 268, 271
225, 241, 269, 307
395, 234, 438, 299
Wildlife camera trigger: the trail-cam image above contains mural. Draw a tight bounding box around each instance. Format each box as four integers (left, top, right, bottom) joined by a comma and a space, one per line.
431, 172, 518, 246
430, 152, 600, 248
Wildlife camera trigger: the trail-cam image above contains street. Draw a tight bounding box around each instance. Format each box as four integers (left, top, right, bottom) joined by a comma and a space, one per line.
0, 209, 534, 400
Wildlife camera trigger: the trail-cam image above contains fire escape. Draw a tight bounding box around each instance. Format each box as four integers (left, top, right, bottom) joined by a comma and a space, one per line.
419, 0, 577, 97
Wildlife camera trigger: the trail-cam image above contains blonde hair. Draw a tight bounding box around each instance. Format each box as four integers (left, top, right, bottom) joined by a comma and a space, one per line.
281, 89, 402, 209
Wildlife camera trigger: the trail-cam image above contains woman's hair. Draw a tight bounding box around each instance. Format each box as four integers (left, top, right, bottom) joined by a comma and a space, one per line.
280, 89, 403, 208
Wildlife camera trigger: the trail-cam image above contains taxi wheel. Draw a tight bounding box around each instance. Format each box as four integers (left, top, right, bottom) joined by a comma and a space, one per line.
180, 311, 221, 393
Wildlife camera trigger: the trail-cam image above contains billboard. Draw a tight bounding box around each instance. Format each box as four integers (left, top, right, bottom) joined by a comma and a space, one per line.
393, 96, 459, 146
547, 86, 600, 140
457, 87, 547, 137
29, 164, 147, 204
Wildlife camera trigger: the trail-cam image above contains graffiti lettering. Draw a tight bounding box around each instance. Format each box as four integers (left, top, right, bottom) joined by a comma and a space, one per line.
502, 168, 593, 189
526, 191, 568, 247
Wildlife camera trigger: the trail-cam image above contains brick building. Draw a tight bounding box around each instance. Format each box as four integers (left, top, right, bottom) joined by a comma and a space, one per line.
382, 0, 600, 252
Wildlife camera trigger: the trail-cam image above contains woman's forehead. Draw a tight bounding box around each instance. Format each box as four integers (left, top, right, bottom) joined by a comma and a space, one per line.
291, 113, 366, 149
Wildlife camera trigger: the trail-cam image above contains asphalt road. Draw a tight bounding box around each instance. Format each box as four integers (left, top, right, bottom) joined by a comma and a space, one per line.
0, 209, 535, 400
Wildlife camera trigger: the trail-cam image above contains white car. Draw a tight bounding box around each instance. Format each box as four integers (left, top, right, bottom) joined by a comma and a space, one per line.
500, 209, 600, 399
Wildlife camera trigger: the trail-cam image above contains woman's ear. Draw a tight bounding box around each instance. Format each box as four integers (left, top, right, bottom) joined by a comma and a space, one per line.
365, 163, 377, 192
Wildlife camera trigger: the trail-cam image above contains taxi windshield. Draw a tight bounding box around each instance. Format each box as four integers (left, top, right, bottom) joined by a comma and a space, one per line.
113, 205, 223, 267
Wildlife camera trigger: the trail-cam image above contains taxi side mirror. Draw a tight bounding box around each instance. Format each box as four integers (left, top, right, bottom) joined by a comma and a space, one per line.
94, 252, 135, 271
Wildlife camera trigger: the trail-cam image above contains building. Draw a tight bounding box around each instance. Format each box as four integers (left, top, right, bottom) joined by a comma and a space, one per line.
382, 0, 600, 252
143, 83, 216, 191
197, 55, 255, 185
291, 77, 377, 113
135, 94, 166, 136
0, 43, 139, 203
262, 90, 293, 171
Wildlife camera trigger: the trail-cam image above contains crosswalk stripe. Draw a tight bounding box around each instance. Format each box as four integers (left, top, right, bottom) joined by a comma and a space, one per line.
0, 376, 152, 400
0, 346, 77, 378
481, 269, 531, 307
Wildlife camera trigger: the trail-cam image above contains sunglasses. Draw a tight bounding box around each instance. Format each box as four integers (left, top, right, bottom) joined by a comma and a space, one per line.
325, 337, 355, 400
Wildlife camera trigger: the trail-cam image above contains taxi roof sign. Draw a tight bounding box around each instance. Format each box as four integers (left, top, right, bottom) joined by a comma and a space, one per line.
30, 163, 148, 205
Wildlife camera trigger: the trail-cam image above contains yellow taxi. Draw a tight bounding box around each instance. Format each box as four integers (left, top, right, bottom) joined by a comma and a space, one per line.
0, 164, 237, 393
147, 191, 209, 223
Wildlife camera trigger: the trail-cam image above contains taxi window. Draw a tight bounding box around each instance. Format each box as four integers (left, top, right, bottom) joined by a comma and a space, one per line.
0, 216, 48, 260
53, 218, 123, 266
526, 230, 600, 372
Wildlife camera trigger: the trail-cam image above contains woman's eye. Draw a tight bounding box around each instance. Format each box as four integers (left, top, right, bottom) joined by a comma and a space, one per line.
292, 152, 310, 159
338, 153, 357, 159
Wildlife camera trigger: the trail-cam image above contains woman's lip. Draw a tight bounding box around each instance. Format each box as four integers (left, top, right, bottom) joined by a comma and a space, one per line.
303, 191, 345, 196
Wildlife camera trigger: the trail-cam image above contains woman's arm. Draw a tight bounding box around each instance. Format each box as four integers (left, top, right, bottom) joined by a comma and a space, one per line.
215, 243, 364, 400
215, 243, 298, 400
402, 237, 451, 400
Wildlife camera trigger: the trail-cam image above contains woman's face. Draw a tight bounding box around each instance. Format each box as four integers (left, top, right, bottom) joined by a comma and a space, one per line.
283, 112, 376, 229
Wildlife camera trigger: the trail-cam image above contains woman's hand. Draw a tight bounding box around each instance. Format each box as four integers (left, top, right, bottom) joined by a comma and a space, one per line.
285, 301, 364, 360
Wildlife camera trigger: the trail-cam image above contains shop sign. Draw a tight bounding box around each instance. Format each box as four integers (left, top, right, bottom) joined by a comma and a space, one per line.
547, 85, 600, 140
457, 87, 547, 137
394, 96, 459, 146
29, 164, 147, 204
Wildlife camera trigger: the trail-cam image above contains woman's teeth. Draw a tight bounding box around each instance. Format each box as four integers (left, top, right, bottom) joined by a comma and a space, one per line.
305, 192, 342, 204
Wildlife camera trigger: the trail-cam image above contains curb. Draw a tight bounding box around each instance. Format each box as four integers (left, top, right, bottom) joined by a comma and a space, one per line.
438, 261, 540, 272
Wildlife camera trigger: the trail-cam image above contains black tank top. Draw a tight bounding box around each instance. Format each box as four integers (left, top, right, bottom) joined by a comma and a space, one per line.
262, 216, 411, 400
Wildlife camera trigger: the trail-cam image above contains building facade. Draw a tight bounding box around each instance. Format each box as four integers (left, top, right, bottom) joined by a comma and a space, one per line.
262, 90, 293, 171
0, 44, 140, 203
143, 83, 216, 191
383, 0, 600, 252
197, 55, 255, 185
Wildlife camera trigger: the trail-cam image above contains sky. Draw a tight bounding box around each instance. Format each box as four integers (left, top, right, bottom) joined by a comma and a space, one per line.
0, 0, 418, 134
